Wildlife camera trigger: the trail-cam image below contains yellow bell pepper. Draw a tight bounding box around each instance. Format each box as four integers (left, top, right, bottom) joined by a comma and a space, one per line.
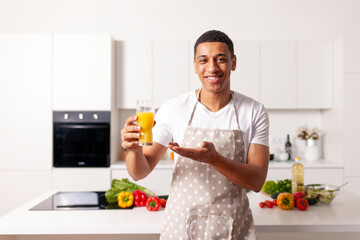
277, 193, 294, 210
117, 191, 134, 208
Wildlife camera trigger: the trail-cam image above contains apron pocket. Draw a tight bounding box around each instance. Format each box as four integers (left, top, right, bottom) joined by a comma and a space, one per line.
186, 214, 234, 240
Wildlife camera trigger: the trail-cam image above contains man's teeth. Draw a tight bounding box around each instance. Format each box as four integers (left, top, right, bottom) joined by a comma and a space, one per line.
208, 77, 217, 80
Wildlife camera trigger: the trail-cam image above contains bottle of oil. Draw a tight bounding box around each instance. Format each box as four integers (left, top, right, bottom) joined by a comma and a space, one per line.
292, 157, 304, 193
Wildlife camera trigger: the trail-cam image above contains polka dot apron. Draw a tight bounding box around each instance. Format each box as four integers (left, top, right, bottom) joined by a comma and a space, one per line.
160, 91, 256, 240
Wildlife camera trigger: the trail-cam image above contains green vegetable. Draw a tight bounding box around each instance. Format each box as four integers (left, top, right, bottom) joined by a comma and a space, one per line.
262, 179, 292, 195
271, 192, 280, 199
274, 179, 292, 193
105, 178, 155, 203
262, 180, 277, 194
305, 197, 317, 205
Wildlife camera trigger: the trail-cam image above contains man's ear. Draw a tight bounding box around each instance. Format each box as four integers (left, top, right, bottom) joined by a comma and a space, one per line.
193, 58, 198, 74
231, 55, 237, 71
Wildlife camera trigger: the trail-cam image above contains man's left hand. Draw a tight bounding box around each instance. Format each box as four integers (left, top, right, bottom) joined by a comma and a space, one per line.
168, 141, 220, 164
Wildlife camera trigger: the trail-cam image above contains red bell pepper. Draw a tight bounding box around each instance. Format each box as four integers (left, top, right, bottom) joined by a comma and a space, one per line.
133, 190, 148, 207
296, 198, 309, 211
292, 192, 306, 206
146, 196, 160, 211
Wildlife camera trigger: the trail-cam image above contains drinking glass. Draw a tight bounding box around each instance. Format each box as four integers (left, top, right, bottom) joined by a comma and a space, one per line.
136, 100, 155, 146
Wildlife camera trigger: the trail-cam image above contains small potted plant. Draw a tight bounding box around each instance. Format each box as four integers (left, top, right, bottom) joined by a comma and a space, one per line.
297, 125, 320, 161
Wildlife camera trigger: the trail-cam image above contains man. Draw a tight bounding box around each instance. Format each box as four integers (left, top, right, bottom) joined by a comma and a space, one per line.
121, 30, 269, 239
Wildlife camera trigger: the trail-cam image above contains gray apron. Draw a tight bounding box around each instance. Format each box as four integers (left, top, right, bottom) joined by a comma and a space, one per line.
160, 91, 256, 240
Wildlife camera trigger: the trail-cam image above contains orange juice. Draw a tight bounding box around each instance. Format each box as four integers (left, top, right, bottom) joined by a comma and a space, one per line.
136, 112, 154, 146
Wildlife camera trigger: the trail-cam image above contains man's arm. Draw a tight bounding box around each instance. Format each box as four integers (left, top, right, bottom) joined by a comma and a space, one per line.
169, 142, 269, 192
121, 115, 167, 181
125, 143, 167, 181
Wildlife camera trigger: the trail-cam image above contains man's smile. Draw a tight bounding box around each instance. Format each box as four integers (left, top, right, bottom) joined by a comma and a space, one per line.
205, 75, 222, 83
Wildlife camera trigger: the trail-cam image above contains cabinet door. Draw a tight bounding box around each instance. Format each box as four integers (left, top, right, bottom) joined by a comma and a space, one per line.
343, 74, 360, 177
260, 42, 296, 108
53, 34, 112, 111
52, 168, 111, 191
112, 169, 173, 195
0, 170, 51, 216
231, 41, 260, 101
0, 34, 52, 170
297, 41, 332, 108
116, 40, 152, 109
305, 169, 343, 186
343, 36, 360, 73
153, 40, 190, 108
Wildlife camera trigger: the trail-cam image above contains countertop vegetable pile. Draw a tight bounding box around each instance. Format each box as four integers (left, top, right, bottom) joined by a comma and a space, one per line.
105, 178, 167, 211
259, 191, 315, 211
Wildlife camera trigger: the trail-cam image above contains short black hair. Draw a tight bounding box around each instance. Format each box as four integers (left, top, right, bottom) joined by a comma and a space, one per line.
194, 30, 234, 57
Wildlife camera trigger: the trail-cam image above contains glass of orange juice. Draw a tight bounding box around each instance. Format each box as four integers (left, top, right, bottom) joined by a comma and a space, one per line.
136, 100, 155, 146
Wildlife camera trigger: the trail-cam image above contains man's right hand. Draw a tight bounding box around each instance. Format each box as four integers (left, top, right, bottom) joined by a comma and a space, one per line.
121, 115, 142, 152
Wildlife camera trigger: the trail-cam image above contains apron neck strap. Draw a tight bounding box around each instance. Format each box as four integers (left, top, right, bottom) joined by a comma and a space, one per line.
187, 89, 241, 129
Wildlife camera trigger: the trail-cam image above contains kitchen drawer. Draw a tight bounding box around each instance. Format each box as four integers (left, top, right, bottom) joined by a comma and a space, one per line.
112, 169, 173, 196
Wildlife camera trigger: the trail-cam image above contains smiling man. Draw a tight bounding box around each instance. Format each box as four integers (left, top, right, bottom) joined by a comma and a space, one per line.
121, 30, 270, 239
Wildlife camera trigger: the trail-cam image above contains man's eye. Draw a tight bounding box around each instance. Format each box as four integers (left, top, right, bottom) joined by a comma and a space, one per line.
199, 59, 207, 63
217, 58, 226, 62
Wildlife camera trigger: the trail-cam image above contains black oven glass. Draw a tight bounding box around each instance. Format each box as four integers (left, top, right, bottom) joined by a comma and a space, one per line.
53, 111, 110, 167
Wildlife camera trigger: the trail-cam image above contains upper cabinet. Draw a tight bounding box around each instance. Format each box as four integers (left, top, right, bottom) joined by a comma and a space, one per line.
53, 34, 113, 111
343, 36, 360, 73
153, 40, 190, 108
116, 40, 152, 109
260, 41, 297, 108
231, 41, 260, 102
0, 34, 52, 170
297, 41, 332, 109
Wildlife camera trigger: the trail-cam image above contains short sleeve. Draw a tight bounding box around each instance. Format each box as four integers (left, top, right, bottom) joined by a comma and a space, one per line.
152, 101, 173, 147
250, 104, 270, 147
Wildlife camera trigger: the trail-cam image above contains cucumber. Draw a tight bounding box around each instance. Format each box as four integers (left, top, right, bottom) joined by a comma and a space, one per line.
305, 197, 317, 205
271, 192, 280, 199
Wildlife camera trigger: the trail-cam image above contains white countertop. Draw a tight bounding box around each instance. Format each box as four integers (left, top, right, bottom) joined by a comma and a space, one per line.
111, 159, 344, 170
0, 189, 359, 235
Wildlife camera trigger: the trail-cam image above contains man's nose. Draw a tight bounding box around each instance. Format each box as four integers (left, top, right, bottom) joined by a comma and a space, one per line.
207, 59, 219, 73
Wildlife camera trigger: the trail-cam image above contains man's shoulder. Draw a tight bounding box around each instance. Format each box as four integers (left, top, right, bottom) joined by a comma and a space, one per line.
232, 91, 261, 106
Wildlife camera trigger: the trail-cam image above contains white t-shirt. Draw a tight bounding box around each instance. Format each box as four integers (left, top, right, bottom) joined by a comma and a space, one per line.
153, 90, 269, 162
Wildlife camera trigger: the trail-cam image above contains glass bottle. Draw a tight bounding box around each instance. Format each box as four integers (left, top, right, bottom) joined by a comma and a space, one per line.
285, 134, 292, 160
292, 157, 304, 193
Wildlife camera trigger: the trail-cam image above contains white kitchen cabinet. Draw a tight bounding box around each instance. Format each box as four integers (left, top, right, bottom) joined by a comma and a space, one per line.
0, 34, 52, 170
153, 40, 190, 108
52, 168, 111, 191
260, 41, 296, 108
0, 170, 51, 216
343, 36, 360, 73
266, 167, 344, 186
53, 34, 113, 111
188, 40, 201, 91
116, 40, 152, 109
112, 168, 173, 196
343, 74, 360, 177
231, 41, 260, 101
297, 41, 332, 109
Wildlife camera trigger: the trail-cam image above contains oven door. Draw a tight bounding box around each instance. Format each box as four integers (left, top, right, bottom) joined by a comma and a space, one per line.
53, 123, 110, 167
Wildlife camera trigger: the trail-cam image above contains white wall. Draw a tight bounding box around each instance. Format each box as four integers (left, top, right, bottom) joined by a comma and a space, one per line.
1, 0, 360, 41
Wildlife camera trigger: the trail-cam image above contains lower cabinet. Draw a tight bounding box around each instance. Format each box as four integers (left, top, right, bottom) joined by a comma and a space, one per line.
112, 169, 173, 196
0, 170, 51, 216
52, 168, 111, 191
266, 168, 344, 186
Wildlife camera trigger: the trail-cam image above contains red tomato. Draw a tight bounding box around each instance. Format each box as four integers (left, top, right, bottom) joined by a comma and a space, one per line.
267, 201, 274, 208
259, 202, 266, 208
273, 199, 278, 206
296, 198, 309, 211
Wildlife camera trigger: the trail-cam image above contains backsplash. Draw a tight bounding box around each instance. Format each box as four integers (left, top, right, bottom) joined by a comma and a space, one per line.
118, 108, 324, 161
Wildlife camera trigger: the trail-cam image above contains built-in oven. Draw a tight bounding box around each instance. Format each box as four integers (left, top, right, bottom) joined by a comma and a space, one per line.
53, 111, 110, 167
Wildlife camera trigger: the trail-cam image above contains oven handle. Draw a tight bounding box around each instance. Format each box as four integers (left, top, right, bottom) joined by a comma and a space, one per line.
57, 125, 109, 129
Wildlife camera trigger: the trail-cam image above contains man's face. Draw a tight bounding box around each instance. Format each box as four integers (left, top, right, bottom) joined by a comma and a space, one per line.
193, 42, 236, 94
